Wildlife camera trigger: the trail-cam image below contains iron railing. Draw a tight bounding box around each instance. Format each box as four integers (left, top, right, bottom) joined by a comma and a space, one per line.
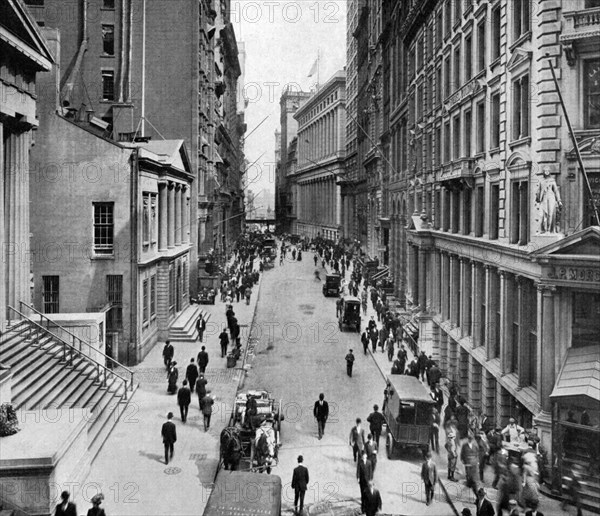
8, 305, 133, 397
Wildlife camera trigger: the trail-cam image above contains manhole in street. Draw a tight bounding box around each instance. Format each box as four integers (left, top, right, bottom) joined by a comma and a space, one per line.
299, 304, 315, 310
189, 453, 207, 461
164, 467, 181, 475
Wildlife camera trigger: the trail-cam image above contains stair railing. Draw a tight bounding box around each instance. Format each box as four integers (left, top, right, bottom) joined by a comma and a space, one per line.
8, 305, 132, 399
18, 301, 135, 393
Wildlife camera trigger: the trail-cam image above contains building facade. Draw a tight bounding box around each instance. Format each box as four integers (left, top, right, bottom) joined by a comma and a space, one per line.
382, 0, 600, 503
275, 87, 311, 234
0, 0, 53, 331
294, 71, 347, 240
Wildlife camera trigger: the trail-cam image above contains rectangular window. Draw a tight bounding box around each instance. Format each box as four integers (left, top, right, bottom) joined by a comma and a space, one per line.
475, 185, 484, 237
427, 74, 433, 112
42, 276, 59, 314
476, 101, 485, 152
417, 37, 423, 70
512, 75, 530, 139
142, 279, 149, 323
572, 292, 600, 348
479, 266, 486, 347
416, 84, 423, 121
106, 275, 123, 330
427, 24, 433, 58
436, 66, 443, 105
443, 189, 451, 232
584, 59, 600, 129
142, 194, 150, 244
436, 9, 443, 48
103, 0, 115, 7
444, 56, 451, 98
464, 109, 472, 157
169, 266, 175, 312
93, 202, 114, 254
451, 190, 460, 233
465, 33, 472, 81
444, 121, 451, 163
491, 92, 501, 148
454, 0, 461, 25
444, 0, 452, 38
102, 25, 114, 56
510, 180, 529, 245
463, 188, 472, 235
453, 115, 461, 159
477, 19, 486, 72
150, 194, 157, 243
513, 0, 530, 40
434, 190, 442, 229
435, 126, 442, 167
453, 43, 461, 90
493, 273, 501, 358
491, 6, 501, 62
102, 70, 115, 101
489, 183, 500, 240
150, 275, 157, 317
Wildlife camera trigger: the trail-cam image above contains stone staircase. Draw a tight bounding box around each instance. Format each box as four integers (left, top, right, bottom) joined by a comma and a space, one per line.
0, 319, 136, 461
168, 304, 210, 342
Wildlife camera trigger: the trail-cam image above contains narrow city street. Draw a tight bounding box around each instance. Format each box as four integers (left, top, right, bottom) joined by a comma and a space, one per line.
244, 251, 453, 515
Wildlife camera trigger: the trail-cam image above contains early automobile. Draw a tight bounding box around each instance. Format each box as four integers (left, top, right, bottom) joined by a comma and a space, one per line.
338, 295, 361, 332
383, 375, 435, 458
322, 273, 341, 297
203, 470, 282, 516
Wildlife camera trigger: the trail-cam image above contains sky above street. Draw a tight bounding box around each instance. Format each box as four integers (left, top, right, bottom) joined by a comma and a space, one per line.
232, 0, 347, 201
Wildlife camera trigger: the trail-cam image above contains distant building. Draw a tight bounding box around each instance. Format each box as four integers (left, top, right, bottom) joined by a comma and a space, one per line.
0, 0, 53, 331
294, 71, 347, 240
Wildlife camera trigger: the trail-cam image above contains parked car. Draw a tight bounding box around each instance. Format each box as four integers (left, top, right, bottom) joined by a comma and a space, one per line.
338, 296, 361, 332
322, 273, 341, 297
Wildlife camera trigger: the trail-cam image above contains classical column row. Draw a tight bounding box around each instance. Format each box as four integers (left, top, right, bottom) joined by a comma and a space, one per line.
299, 108, 342, 167
158, 181, 189, 252
298, 176, 339, 232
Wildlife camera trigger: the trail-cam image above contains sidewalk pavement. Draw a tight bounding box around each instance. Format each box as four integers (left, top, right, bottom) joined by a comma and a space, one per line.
74, 259, 263, 516
324, 257, 567, 516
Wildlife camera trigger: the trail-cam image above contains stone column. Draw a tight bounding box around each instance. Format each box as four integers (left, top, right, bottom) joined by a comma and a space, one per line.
484, 266, 494, 358
499, 271, 509, 375
469, 355, 482, 410
182, 187, 189, 244
516, 277, 526, 386
471, 262, 481, 345
449, 256, 457, 326
336, 181, 342, 228
174, 184, 182, 246
167, 182, 175, 249
418, 246, 427, 311
538, 284, 556, 413
158, 182, 168, 251
0, 122, 5, 326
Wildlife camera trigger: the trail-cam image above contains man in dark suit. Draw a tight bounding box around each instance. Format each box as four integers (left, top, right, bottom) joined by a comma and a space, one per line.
195, 374, 208, 410
197, 346, 209, 373
162, 340, 174, 370
357, 452, 373, 513
313, 393, 329, 439
291, 455, 309, 514
177, 380, 191, 423
349, 418, 366, 462
364, 434, 378, 475
196, 314, 206, 342
476, 487, 495, 516
186, 358, 199, 391
421, 451, 438, 505
367, 404, 386, 450
54, 491, 77, 516
161, 412, 177, 464
364, 481, 382, 516
219, 329, 229, 358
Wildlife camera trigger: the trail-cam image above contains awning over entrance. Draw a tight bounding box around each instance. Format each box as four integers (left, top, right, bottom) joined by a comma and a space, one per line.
550, 346, 600, 403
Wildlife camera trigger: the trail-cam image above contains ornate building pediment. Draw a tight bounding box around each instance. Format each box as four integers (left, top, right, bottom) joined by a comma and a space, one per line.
507, 48, 532, 73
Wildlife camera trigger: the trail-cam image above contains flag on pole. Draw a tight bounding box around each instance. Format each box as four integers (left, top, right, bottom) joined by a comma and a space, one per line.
307, 58, 318, 78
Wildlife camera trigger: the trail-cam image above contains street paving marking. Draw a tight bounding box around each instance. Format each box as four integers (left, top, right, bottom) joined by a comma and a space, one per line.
189, 453, 207, 461
163, 467, 181, 475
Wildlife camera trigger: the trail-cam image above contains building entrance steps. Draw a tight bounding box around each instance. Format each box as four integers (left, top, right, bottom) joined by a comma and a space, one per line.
168, 304, 210, 342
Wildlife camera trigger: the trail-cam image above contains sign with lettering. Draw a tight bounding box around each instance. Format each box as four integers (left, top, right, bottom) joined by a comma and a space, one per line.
546, 266, 600, 283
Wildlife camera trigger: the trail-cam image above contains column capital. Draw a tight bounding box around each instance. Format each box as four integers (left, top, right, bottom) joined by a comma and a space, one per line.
537, 283, 557, 295
174, 183, 182, 191
168, 181, 175, 189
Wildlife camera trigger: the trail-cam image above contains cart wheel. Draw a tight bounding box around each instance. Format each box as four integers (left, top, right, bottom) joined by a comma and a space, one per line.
386, 433, 396, 460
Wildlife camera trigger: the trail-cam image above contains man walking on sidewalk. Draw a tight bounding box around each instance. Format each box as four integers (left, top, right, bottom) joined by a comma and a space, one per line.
177, 380, 191, 423
357, 452, 373, 513
195, 374, 208, 409
349, 418, 366, 462
367, 405, 386, 450
197, 346, 209, 374
196, 314, 206, 342
161, 412, 177, 465
219, 329, 230, 358
421, 451, 438, 506
200, 394, 214, 431
186, 358, 198, 391
162, 340, 174, 370
313, 393, 329, 440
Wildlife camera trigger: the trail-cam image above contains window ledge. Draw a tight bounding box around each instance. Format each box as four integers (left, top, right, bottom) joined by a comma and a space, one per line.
508, 136, 531, 148
91, 254, 115, 260
100, 54, 115, 58
489, 56, 501, 72
489, 146, 501, 156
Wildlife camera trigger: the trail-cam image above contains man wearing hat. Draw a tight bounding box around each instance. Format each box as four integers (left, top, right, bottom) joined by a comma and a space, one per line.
445, 429, 458, 481
460, 432, 480, 495
161, 412, 177, 464
54, 491, 77, 516
291, 455, 309, 515
461, 509, 472, 516
200, 394, 215, 431
345, 349, 355, 377
420, 450, 438, 505
502, 417, 524, 443
88, 493, 106, 516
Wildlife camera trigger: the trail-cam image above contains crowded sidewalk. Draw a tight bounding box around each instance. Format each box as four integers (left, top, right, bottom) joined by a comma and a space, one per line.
71, 256, 263, 516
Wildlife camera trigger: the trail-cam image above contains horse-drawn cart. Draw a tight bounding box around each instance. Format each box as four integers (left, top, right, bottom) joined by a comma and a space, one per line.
220, 390, 283, 474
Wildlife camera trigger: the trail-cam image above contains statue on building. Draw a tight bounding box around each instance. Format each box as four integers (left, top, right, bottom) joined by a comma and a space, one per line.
535, 166, 562, 234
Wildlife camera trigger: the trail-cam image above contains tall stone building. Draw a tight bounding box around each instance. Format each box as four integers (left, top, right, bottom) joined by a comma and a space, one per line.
377, 0, 600, 504
275, 87, 311, 233
0, 0, 53, 331
294, 71, 346, 240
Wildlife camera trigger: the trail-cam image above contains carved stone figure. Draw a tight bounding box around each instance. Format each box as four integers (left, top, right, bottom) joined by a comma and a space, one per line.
535, 166, 562, 233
